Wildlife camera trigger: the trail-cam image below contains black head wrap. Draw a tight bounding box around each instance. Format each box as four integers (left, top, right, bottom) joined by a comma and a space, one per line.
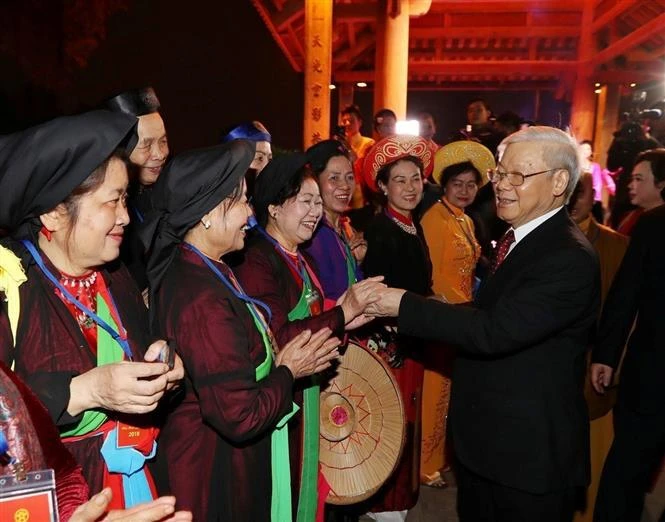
305, 139, 350, 175
252, 153, 308, 227
140, 140, 255, 295
0, 110, 138, 239
104, 87, 161, 117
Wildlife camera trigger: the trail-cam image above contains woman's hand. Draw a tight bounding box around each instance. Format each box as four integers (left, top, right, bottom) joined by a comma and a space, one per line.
69, 487, 193, 522
337, 276, 386, 325
348, 233, 367, 264
276, 328, 340, 379
143, 340, 185, 391
68, 361, 170, 416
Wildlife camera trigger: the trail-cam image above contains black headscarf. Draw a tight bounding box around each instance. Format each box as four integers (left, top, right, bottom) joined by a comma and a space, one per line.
305, 139, 349, 175
104, 87, 161, 117
0, 110, 138, 239
252, 152, 308, 227
139, 140, 255, 295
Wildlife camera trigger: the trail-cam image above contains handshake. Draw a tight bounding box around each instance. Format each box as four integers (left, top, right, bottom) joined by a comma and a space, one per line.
365, 287, 408, 318
333, 277, 404, 327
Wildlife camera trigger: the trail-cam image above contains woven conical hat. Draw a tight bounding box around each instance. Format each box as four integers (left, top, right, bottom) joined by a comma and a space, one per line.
320, 342, 405, 505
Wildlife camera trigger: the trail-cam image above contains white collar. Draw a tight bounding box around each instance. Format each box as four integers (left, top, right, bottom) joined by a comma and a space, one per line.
508, 206, 564, 253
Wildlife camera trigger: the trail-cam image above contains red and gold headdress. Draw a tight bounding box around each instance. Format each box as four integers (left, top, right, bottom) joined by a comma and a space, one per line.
362, 135, 433, 192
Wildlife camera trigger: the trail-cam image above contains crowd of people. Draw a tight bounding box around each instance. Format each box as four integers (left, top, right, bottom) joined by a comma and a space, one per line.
0, 87, 664, 522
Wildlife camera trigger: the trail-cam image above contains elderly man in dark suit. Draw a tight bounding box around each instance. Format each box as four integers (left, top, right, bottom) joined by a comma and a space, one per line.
367, 126, 600, 522
591, 149, 665, 522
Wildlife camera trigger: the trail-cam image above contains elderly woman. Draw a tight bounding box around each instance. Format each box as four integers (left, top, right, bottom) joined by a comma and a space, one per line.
418, 141, 493, 488
0, 111, 184, 509
360, 135, 434, 520
617, 148, 665, 235
141, 141, 340, 522
234, 153, 383, 521
0, 244, 192, 522
303, 140, 365, 305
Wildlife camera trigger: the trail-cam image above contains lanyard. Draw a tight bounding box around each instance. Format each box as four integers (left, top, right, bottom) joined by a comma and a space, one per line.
256, 226, 312, 287
0, 430, 15, 465
20, 240, 133, 360
324, 217, 358, 283
183, 243, 273, 324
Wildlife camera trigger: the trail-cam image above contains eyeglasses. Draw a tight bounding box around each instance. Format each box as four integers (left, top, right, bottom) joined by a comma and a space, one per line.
488, 167, 562, 187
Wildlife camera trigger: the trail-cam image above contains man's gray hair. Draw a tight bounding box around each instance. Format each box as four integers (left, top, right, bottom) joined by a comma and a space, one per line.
501, 126, 581, 202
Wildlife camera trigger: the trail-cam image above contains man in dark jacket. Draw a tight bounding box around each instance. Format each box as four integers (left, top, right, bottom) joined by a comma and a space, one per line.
367, 126, 600, 522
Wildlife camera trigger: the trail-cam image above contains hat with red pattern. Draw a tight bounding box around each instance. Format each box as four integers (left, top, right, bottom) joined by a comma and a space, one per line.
362, 135, 433, 192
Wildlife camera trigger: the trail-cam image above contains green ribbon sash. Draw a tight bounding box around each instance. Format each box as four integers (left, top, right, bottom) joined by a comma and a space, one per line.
249, 303, 299, 522
288, 274, 321, 522
61, 294, 124, 438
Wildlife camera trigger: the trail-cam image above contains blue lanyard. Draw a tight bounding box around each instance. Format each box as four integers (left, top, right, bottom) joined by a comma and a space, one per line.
20, 240, 134, 360
255, 226, 312, 287
0, 431, 15, 464
183, 243, 273, 324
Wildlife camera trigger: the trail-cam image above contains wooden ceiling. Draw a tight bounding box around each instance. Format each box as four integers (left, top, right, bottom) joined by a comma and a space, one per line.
251, 0, 665, 93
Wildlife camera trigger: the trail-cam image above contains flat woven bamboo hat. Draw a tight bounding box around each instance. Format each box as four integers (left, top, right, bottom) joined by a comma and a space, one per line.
319, 342, 405, 505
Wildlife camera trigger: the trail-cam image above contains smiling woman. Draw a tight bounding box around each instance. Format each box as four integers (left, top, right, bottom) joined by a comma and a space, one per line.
304, 139, 365, 305
360, 135, 434, 517
235, 153, 383, 520
142, 143, 343, 521
0, 110, 184, 509
39, 153, 130, 274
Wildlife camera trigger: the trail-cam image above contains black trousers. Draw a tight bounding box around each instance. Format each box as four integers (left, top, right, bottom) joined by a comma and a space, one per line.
594, 401, 665, 522
455, 463, 577, 522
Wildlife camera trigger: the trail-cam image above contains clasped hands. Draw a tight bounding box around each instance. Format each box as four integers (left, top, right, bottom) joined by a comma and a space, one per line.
361, 286, 407, 319
336, 277, 407, 328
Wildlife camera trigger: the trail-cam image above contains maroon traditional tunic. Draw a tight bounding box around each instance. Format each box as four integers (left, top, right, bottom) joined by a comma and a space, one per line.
234, 234, 346, 509
0, 253, 151, 495
235, 234, 345, 347
154, 245, 295, 521
0, 360, 89, 520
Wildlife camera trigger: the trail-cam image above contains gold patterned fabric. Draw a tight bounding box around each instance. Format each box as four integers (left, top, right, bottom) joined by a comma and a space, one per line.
419, 198, 480, 478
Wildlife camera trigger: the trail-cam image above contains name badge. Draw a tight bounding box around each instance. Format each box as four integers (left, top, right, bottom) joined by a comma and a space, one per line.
0, 468, 58, 522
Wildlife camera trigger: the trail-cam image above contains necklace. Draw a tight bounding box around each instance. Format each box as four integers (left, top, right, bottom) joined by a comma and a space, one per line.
391, 218, 417, 235
386, 208, 417, 235
60, 272, 98, 330
60, 271, 98, 289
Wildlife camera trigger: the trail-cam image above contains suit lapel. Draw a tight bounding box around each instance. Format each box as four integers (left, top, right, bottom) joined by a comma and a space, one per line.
478, 209, 570, 306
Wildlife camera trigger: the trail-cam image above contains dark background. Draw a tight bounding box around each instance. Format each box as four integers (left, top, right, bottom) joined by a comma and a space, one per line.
2, 1, 661, 152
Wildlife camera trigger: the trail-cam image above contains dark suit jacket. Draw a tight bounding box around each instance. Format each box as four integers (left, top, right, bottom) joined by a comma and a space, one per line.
398, 208, 600, 494
592, 204, 665, 414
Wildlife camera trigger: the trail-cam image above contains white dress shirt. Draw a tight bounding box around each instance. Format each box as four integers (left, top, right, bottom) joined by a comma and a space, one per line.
506, 206, 564, 257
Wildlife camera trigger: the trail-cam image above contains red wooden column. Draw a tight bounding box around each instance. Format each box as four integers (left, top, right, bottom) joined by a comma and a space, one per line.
570, 0, 596, 140
303, 0, 333, 148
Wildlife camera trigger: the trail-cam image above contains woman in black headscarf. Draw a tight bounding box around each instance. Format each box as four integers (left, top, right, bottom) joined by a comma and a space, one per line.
234, 153, 383, 521
0, 110, 184, 509
141, 141, 340, 522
